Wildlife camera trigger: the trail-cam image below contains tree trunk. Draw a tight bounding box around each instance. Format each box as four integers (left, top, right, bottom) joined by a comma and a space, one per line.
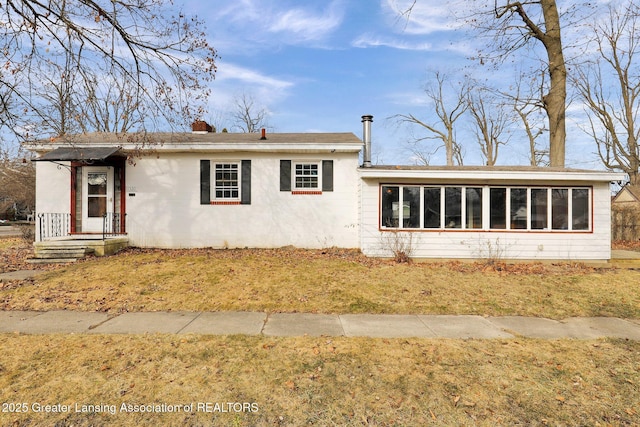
445, 135, 454, 166
540, 0, 566, 167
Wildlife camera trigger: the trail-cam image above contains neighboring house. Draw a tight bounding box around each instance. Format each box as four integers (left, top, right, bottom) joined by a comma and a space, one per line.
611, 184, 640, 241
27, 116, 626, 260
612, 184, 640, 207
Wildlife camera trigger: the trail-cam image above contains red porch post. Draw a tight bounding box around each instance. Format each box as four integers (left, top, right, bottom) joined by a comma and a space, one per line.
119, 159, 126, 233
70, 164, 77, 233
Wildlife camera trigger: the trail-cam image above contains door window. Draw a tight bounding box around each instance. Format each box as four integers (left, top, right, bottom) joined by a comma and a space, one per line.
87, 172, 108, 218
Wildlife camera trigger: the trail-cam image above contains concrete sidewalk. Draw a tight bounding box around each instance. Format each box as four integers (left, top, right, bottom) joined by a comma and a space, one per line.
1, 310, 639, 340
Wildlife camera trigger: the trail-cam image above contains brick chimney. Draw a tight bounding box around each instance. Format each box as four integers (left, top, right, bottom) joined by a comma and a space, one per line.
192, 120, 213, 133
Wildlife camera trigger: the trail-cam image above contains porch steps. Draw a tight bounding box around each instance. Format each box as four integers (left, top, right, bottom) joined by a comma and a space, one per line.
32, 242, 95, 262
27, 257, 80, 264
32, 237, 129, 262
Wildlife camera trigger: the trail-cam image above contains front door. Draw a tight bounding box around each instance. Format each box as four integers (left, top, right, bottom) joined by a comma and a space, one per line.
82, 167, 114, 232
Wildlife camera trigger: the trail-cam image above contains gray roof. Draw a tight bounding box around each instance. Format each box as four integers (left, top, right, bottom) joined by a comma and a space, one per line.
34, 132, 362, 145
32, 146, 122, 162
363, 165, 608, 174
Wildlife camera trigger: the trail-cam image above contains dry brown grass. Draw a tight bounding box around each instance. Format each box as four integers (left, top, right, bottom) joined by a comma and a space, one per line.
1, 246, 639, 319
2, 244, 640, 425
0, 334, 638, 426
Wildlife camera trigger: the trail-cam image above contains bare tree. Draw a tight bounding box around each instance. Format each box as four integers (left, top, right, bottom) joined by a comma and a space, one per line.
484, 0, 567, 168
0, 0, 217, 141
575, 3, 640, 185
201, 109, 228, 134
395, 71, 468, 166
77, 65, 149, 134
37, 41, 83, 136
0, 157, 35, 219
231, 93, 270, 133
499, 70, 549, 166
398, 1, 567, 167
27, 37, 149, 136
467, 87, 510, 166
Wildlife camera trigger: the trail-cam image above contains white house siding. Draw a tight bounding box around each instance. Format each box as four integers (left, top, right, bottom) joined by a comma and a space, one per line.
359, 171, 619, 261
34, 161, 72, 240
125, 152, 360, 249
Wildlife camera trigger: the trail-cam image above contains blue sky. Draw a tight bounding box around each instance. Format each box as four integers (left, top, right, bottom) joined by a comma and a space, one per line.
189, 0, 474, 164
184, 0, 607, 168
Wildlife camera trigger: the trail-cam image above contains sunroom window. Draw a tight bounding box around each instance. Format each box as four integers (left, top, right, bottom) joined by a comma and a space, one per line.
444, 187, 462, 228
552, 189, 569, 230
531, 189, 548, 230
510, 188, 528, 229
423, 187, 441, 228
380, 185, 591, 232
465, 187, 483, 229
489, 188, 507, 229
381, 186, 400, 228
572, 189, 590, 230
403, 187, 420, 228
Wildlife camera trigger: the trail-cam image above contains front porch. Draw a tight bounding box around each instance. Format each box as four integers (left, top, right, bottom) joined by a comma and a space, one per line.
33, 146, 128, 238
34, 212, 128, 261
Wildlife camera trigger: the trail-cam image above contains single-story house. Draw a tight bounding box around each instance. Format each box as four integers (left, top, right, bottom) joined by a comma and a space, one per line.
27, 116, 626, 260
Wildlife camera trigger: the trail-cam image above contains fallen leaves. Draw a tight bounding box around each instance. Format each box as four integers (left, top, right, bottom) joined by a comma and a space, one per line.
0, 238, 59, 274
262, 342, 276, 350
613, 240, 640, 251
452, 395, 476, 408
0, 238, 36, 273
438, 259, 602, 276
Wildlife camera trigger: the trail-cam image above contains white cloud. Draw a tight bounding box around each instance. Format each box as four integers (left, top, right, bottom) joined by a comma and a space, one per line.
382, 0, 464, 35
268, 2, 345, 42
198, 0, 345, 48
208, 61, 294, 114
216, 62, 294, 91
351, 1, 472, 53
352, 33, 433, 50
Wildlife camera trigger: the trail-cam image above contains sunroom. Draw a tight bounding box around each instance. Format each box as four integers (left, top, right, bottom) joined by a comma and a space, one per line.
359, 166, 625, 260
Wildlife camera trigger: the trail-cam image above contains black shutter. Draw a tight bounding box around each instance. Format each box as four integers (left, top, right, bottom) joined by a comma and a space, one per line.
241, 160, 251, 205
322, 160, 333, 192
200, 160, 210, 204
280, 160, 291, 191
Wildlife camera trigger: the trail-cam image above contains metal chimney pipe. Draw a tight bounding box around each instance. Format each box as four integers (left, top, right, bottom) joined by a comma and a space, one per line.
361, 115, 373, 167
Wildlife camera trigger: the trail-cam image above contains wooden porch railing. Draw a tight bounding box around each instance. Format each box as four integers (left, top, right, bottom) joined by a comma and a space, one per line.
38, 213, 71, 241
102, 212, 126, 239
38, 212, 126, 240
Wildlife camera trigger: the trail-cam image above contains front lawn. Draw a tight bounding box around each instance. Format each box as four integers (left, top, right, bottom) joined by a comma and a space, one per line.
2, 242, 640, 425
1, 245, 638, 319
1, 334, 638, 426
